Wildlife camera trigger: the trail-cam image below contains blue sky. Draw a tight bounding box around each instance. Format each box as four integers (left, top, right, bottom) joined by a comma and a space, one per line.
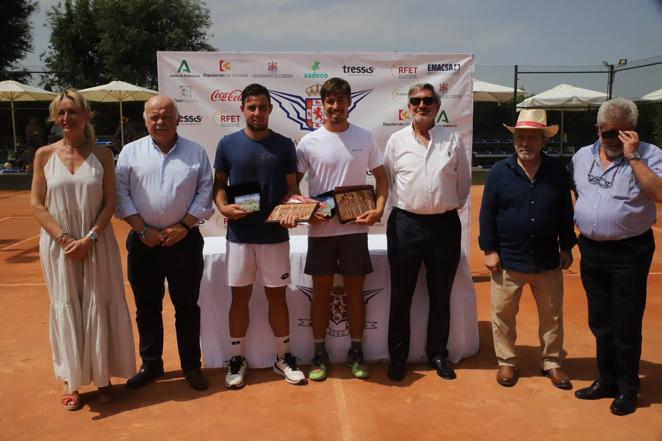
22, 0, 662, 97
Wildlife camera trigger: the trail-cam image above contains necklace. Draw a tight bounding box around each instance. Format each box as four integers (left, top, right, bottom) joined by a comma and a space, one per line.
63, 138, 87, 153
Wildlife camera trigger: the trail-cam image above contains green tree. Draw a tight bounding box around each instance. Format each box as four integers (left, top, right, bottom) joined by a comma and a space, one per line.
42, 0, 214, 90
0, 0, 37, 81
41, 0, 102, 89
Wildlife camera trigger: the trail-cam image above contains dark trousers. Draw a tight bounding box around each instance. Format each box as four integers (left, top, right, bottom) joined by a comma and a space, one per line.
578, 230, 654, 394
387, 208, 461, 362
127, 228, 204, 374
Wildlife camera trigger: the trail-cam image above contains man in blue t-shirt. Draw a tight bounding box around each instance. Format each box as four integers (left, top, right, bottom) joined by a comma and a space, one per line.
213, 83, 305, 388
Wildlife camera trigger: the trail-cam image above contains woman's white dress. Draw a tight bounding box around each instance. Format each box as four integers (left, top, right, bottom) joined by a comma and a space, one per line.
39, 151, 135, 392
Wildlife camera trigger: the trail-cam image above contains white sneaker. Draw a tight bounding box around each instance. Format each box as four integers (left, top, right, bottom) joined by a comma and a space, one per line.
225, 355, 248, 389
274, 353, 306, 385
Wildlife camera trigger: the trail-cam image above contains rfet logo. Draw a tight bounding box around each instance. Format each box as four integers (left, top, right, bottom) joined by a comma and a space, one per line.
212, 110, 241, 127
271, 85, 372, 131
391, 62, 418, 79
219, 59, 231, 72
295, 284, 382, 337
210, 89, 242, 102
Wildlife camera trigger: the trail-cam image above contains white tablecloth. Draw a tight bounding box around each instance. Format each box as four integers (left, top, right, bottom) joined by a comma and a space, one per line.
199, 235, 479, 368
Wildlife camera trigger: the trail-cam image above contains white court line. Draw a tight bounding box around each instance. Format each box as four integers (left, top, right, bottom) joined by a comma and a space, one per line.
0, 282, 46, 287
0, 216, 34, 222
1, 234, 40, 251
0, 281, 132, 288
331, 378, 354, 441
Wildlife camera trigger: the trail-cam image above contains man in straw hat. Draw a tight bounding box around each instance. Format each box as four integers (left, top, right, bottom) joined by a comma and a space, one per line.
571, 98, 662, 415
479, 109, 576, 389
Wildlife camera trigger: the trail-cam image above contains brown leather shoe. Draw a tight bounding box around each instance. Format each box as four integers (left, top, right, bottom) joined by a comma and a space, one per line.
496, 365, 517, 387
542, 367, 572, 390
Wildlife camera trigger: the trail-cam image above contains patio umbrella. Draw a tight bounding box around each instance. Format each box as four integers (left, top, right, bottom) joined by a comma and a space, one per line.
517, 84, 608, 152
0, 80, 57, 151
79, 80, 158, 148
473, 79, 525, 104
638, 88, 662, 102
517, 83, 607, 110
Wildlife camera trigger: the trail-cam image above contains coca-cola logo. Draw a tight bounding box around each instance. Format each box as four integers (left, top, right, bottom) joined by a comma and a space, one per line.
210, 89, 242, 102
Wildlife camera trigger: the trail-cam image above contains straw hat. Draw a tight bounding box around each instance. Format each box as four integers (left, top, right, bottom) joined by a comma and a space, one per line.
504, 109, 559, 137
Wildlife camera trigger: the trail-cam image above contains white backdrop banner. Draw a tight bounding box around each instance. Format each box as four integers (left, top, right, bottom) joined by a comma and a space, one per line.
157, 52, 479, 365
156, 51, 474, 246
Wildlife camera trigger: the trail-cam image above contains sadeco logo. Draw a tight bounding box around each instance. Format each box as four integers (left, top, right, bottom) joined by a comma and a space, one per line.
178, 114, 203, 124
303, 59, 329, 79
270, 86, 373, 131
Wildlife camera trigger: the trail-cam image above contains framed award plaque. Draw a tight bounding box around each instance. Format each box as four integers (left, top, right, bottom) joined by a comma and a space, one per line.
266, 202, 320, 223
333, 185, 376, 223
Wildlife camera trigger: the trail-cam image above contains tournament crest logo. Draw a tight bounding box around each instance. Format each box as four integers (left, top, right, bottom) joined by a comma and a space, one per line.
270, 84, 373, 131
295, 284, 382, 337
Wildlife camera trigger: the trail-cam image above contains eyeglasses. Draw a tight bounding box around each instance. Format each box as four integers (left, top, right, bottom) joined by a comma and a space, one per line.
599, 128, 620, 140
587, 160, 618, 189
409, 96, 436, 106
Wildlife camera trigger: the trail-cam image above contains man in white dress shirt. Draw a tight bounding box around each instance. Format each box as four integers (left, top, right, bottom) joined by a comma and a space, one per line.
383, 83, 471, 381
116, 95, 214, 391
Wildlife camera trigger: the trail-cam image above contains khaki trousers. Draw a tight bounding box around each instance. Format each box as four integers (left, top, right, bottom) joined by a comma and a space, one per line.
490, 268, 565, 370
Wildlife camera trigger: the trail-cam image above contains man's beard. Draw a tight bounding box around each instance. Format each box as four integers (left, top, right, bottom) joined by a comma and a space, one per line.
603, 143, 623, 159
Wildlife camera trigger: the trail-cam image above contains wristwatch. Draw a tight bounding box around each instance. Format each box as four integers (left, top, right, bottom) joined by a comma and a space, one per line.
86, 230, 99, 242
137, 225, 148, 241
625, 151, 641, 161
178, 221, 191, 231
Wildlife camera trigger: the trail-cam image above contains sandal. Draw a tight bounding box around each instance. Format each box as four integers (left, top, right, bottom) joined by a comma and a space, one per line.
97, 383, 113, 403
60, 391, 82, 411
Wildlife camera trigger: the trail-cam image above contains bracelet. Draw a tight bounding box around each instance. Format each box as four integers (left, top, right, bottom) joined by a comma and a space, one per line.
85, 230, 99, 243
178, 221, 191, 231
57, 232, 69, 245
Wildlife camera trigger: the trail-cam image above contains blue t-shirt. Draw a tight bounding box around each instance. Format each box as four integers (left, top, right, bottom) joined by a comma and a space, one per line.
214, 130, 297, 244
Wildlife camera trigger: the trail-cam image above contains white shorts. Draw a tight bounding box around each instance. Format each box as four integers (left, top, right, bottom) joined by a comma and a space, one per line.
226, 241, 291, 287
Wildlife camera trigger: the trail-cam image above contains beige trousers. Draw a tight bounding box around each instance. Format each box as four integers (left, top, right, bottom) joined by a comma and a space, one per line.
490, 268, 565, 370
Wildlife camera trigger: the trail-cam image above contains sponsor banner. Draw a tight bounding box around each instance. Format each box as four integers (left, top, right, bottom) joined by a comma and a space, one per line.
157, 51, 474, 250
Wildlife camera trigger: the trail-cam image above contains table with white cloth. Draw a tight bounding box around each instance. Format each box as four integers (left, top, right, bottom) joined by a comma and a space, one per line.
199, 235, 479, 368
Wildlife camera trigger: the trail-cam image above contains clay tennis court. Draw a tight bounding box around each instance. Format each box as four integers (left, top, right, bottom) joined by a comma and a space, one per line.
1, 186, 660, 441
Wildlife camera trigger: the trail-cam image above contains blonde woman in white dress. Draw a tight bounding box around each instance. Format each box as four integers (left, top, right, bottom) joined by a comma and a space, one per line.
30, 90, 136, 411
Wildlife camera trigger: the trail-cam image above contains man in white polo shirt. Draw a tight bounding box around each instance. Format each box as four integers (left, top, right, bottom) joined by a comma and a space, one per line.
383, 83, 471, 381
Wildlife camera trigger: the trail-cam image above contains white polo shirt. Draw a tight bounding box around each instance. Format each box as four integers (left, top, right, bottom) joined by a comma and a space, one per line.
384, 124, 470, 214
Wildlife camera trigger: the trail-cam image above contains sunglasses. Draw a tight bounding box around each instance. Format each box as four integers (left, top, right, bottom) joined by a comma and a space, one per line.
599, 128, 620, 140
409, 96, 436, 106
